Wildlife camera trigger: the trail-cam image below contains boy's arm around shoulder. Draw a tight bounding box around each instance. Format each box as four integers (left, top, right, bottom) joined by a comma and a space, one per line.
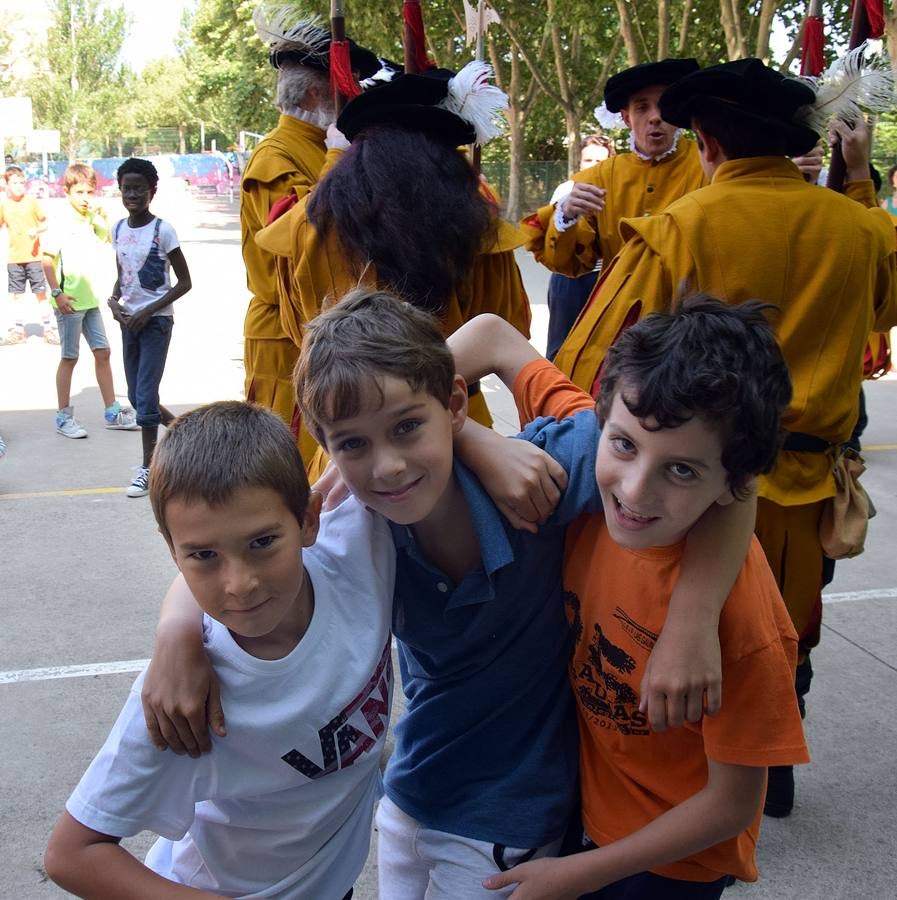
141, 574, 225, 757
45, 812, 224, 899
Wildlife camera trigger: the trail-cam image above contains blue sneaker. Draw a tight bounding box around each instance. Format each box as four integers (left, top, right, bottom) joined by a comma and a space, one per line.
127, 465, 150, 498
56, 408, 87, 439
105, 403, 139, 430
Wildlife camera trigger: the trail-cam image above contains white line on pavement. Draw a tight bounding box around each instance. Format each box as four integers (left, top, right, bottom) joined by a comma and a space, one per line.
823, 587, 897, 605
0, 659, 149, 684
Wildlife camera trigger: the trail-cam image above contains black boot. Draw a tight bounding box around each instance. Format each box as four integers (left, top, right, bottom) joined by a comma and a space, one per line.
763, 765, 794, 818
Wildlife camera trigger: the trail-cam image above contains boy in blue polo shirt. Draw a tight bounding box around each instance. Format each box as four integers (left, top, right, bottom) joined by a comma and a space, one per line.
141, 290, 753, 898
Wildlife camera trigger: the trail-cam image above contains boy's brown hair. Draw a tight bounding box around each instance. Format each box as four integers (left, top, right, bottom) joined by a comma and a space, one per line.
294, 288, 456, 444
4, 165, 24, 179
149, 401, 310, 545
63, 163, 97, 192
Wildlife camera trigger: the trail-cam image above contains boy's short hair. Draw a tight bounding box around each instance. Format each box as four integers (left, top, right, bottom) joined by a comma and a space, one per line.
150, 401, 311, 545
295, 288, 455, 443
4, 165, 24, 178
63, 163, 97, 191
597, 295, 792, 498
116, 157, 159, 190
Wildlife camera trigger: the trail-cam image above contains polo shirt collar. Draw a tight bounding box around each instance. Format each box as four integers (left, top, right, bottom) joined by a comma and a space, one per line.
388, 460, 516, 584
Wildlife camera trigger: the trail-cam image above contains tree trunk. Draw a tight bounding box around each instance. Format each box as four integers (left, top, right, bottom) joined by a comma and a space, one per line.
677, 2, 692, 54
657, 0, 670, 60
755, 0, 779, 61
615, 0, 641, 65
719, 0, 747, 59
547, 0, 580, 174
178, 123, 187, 155
506, 48, 523, 223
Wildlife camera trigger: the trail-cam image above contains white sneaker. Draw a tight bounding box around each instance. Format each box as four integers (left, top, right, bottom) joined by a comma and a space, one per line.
127, 465, 150, 498
56, 409, 88, 439
105, 406, 139, 430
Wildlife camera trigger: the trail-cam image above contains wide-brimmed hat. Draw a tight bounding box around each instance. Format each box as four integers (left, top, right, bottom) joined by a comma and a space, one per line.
253, 5, 381, 78
660, 58, 820, 156
337, 62, 507, 146
604, 58, 700, 112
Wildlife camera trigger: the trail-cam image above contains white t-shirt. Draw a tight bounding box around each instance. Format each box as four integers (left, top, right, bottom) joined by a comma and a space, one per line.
111, 216, 180, 316
66, 495, 396, 900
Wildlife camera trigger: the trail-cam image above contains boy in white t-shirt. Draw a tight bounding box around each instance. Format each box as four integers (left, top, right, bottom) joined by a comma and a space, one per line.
45, 401, 396, 900
108, 157, 192, 498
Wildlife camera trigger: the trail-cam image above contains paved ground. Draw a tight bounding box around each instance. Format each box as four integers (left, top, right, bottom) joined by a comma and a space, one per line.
1, 195, 895, 899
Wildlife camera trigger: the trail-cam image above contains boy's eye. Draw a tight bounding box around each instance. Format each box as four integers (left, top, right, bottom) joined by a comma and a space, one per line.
251, 535, 277, 550
336, 436, 365, 452
395, 419, 421, 436
669, 463, 698, 481
609, 436, 635, 454
189, 549, 217, 561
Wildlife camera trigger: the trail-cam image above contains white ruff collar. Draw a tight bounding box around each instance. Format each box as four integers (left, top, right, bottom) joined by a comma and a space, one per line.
630, 129, 682, 162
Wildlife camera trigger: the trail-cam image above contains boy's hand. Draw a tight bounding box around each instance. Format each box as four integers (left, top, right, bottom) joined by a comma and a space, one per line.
312, 461, 349, 511
483, 856, 591, 899
639, 619, 721, 732
483, 437, 568, 533
141, 644, 225, 757
56, 293, 76, 315
127, 306, 155, 334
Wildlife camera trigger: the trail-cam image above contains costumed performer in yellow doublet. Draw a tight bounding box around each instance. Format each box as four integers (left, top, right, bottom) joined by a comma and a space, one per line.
241, 3, 386, 463
554, 58, 897, 816
522, 58, 706, 278
256, 63, 532, 478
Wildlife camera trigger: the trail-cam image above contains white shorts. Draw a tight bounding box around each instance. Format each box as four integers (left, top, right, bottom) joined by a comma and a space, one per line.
376, 795, 563, 900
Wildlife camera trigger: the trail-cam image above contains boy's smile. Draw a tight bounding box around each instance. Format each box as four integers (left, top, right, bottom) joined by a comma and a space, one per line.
596, 391, 733, 550
320, 373, 468, 528
165, 486, 321, 659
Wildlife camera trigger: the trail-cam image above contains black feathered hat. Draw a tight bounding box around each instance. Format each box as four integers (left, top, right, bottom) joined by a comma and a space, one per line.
337, 62, 508, 146
660, 58, 820, 156
604, 58, 700, 113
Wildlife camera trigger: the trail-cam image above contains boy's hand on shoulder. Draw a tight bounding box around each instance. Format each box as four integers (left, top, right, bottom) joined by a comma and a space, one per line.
141, 643, 225, 757
491, 437, 569, 533
483, 855, 593, 899
639, 618, 722, 732
311, 461, 349, 511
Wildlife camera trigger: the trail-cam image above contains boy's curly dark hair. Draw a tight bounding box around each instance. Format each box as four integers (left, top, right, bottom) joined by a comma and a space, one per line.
116, 157, 159, 190
597, 295, 792, 499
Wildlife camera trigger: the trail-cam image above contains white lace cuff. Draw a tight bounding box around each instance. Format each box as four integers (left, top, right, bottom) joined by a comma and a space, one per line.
553, 201, 577, 233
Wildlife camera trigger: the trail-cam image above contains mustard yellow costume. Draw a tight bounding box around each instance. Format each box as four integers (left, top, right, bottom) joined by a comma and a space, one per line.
523, 138, 705, 277
257, 195, 532, 478
240, 116, 335, 444
556, 155, 897, 650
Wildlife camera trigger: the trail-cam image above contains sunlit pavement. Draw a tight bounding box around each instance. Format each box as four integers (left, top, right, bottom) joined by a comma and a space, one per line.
1, 196, 894, 899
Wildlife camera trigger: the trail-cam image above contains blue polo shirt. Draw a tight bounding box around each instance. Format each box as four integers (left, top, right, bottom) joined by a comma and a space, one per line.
383, 408, 602, 847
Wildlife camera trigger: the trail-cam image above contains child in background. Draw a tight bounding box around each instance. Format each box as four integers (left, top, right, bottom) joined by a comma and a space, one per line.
45, 402, 395, 899
42, 163, 138, 438
448, 300, 810, 899
108, 157, 192, 497
0, 165, 55, 345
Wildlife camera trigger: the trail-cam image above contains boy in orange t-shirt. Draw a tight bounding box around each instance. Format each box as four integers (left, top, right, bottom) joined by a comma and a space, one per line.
449, 297, 810, 899
0, 165, 55, 344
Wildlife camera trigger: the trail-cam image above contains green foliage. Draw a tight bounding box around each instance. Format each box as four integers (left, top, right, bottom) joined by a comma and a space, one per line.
26, 0, 133, 159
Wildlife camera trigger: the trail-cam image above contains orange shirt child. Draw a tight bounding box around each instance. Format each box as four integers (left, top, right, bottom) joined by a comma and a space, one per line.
514, 358, 810, 885
0, 193, 46, 263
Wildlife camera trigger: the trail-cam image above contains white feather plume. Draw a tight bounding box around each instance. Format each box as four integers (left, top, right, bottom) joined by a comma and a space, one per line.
253, 2, 329, 59
796, 41, 896, 134
360, 61, 399, 90
438, 61, 508, 145
594, 102, 625, 131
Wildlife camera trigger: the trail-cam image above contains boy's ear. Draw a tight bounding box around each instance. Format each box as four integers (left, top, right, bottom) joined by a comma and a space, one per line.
300, 491, 324, 548
448, 374, 469, 435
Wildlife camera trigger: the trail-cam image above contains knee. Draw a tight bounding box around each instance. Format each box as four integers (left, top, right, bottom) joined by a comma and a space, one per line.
93, 348, 111, 364
58, 356, 78, 370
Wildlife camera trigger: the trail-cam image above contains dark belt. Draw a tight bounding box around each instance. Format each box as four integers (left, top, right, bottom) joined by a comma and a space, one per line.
782, 432, 835, 453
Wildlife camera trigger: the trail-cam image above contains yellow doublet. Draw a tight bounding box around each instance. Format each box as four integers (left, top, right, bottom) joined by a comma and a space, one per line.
523, 138, 705, 277
256, 196, 533, 476
555, 157, 897, 508
240, 116, 342, 456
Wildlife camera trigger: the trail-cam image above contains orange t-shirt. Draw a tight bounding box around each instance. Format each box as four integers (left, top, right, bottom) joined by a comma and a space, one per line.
514, 359, 810, 884
0, 195, 45, 263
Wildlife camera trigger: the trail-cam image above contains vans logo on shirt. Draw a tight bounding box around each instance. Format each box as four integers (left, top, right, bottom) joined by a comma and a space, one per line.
282, 639, 392, 779
565, 592, 649, 736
